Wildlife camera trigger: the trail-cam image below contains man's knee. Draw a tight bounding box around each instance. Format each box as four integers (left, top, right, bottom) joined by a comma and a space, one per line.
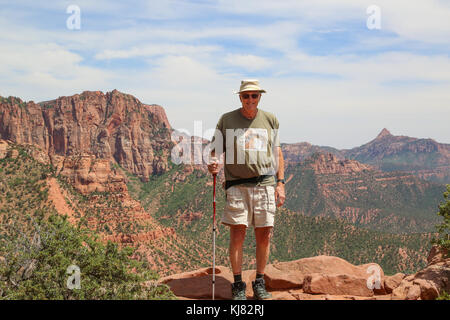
255, 227, 272, 246
230, 224, 247, 244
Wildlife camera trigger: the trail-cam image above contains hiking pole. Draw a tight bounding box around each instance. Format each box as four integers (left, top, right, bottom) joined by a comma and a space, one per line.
212, 173, 217, 300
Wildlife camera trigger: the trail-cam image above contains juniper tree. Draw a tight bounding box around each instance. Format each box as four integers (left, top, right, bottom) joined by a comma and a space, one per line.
433, 184, 450, 254
0, 214, 176, 300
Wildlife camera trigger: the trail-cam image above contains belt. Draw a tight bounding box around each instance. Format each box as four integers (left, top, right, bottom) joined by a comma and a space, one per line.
225, 175, 273, 190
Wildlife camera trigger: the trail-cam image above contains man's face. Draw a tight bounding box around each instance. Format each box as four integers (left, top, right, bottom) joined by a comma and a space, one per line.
239, 90, 261, 112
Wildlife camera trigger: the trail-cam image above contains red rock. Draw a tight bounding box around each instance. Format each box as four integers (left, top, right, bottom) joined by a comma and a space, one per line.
264, 263, 305, 290
143, 104, 172, 130
392, 257, 450, 300
266, 256, 384, 289
413, 279, 440, 300
405, 284, 421, 300
59, 155, 127, 194
383, 273, 405, 294
303, 273, 374, 297
159, 266, 233, 300
427, 245, 449, 266
305, 153, 373, 175
0, 140, 8, 159
159, 255, 388, 300
156, 248, 450, 300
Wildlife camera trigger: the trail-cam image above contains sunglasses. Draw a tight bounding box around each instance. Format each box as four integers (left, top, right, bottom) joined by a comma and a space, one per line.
241, 93, 260, 100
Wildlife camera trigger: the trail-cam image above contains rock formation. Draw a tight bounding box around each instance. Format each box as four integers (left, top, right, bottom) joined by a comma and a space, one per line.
391, 246, 449, 300
0, 90, 173, 192
160, 247, 449, 300
0, 139, 8, 159
0, 90, 181, 274
304, 152, 373, 175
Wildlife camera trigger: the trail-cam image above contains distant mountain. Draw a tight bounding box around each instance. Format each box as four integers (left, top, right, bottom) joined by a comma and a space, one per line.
342, 128, 450, 184
282, 128, 450, 184
285, 152, 445, 233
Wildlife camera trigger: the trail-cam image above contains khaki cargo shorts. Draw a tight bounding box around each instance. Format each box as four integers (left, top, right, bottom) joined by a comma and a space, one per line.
221, 184, 276, 228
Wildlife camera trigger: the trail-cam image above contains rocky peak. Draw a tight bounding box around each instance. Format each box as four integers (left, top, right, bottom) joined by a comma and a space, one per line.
375, 128, 392, 140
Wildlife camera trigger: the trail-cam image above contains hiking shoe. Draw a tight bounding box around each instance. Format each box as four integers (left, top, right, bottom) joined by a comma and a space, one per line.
252, 278, 272, 300
231, 281, 247, 300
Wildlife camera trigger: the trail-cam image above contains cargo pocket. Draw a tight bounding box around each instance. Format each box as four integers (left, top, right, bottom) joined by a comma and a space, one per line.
225, 186, 245, 212
266, 186, 276, 213
253, 186, 267, 213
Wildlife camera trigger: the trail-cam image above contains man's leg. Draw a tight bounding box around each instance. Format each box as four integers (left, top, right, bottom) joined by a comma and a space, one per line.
252, 226, 273, 300
229, 224, 247, 300
254, 226, 272, 275
229, 224, 247, 275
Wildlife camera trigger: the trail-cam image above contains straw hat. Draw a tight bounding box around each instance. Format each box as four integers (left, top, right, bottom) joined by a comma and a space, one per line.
235, 79, 266, 94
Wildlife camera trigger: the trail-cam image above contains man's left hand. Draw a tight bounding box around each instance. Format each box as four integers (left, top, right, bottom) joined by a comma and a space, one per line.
275, 183, 286, 207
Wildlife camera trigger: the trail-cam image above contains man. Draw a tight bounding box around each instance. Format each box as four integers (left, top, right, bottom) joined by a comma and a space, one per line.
208, 79, 285, 300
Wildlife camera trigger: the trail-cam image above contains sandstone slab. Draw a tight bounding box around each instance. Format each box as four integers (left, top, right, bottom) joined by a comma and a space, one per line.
303, 273, 375, 297
159, 266, 234, 300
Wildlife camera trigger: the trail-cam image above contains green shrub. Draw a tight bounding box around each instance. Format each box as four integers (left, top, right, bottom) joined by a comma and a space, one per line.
436, 290, 450, 300
0, 214, 176, 300
432, 184, 450, 254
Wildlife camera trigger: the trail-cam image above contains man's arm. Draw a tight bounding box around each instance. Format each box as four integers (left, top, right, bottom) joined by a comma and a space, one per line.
275, 146, 286, 207
276, 146, 285, 181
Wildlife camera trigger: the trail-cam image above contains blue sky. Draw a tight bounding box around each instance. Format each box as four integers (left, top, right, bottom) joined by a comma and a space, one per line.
0, 0, 449, 149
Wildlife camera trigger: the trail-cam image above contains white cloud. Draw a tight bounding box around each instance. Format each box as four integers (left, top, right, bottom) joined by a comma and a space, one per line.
0, 41, 113, 101
285, 51, 450, 83
217, 0, 450, 44
378, 0, 450, 44
95, 44, 221, 60
148, 55, 221, 86
260, 76, 450, 148
0, 43, 82, 75
224, 54, 273, 71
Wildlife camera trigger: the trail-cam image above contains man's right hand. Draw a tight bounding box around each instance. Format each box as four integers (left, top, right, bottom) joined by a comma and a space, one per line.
208, 157, 220, 175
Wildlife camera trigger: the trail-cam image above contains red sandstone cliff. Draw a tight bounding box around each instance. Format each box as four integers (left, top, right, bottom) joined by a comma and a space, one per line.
0, 92, 181, 274
304, 152, 373, 175
0, 90, 173, 191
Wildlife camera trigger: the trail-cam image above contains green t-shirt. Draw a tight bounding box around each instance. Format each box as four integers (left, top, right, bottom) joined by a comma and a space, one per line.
212, 108, 280, 186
